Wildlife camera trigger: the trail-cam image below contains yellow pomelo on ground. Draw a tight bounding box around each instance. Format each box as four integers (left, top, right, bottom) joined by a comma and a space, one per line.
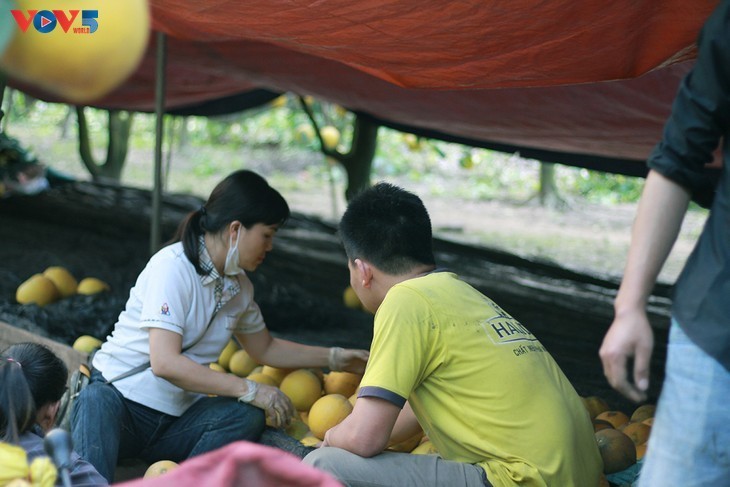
144, 460, 178, 478
209, 363, 226, 373
76, 277, 110, 295
261, 365, 293, 385
630, 404, 656, 423
217, 340, 239, 371
247, 372, 278, 386
324, 371, 361, 397
0, 0, 150, 103
581, 395, 610, 420
72, 335, 102, 354
228, 349, 258, 377
280, 369, 323, 412
595, 429, 636, 474
620, 421, 651, 445
411, 440, 439, 455
320, 126, 340, 149
300, 436, 320, 447
596, 410, 630, 429
308, 394, 353, 440
42, 266, 77, 297
387, 431, 423, 452
16, 274, 59, 306
285, 416, 311, 440
342, 286, 362, 309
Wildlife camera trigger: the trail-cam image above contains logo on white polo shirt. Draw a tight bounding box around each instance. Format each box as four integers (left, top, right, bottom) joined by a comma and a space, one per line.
160, 303, 170, 316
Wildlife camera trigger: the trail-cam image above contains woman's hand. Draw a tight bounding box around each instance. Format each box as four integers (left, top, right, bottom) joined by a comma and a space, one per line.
248, 382, 297, 428
329, 347, 369, 374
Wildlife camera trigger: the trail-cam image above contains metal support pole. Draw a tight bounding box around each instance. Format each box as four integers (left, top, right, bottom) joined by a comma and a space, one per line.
0, 72, 7, 126
151, 32, 167, 255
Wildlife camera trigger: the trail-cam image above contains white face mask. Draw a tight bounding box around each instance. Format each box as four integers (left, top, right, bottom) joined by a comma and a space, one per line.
223, 227, 243, 276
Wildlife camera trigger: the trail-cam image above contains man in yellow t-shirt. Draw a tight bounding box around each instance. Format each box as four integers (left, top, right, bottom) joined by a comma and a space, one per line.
303, 183, 602, 487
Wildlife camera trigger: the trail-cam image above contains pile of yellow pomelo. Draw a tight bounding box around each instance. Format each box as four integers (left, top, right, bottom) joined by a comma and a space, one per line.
211, 338, 436, 454
581, 394, 656, 483
15, 266, 110, 306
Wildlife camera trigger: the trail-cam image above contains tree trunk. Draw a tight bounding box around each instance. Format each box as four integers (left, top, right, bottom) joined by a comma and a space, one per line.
77, 107, 134, 182
538, 162, 565, 208
341, 115, 379, 201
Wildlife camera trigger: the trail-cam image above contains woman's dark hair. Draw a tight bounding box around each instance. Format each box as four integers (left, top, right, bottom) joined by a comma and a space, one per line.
173, 170, 290, 275
0, 342, 68, 442
339, 182, 435, 275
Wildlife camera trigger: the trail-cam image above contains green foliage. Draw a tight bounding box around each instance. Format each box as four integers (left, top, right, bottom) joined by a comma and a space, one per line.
0, 90, 664, 207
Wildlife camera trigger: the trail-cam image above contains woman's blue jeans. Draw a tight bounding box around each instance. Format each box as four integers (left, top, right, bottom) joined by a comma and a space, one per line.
70, 370, 265, 483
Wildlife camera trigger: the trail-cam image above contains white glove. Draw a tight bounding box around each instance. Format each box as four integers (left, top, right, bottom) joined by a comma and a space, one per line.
329, 347, 369, 374
238, 379, 296, 428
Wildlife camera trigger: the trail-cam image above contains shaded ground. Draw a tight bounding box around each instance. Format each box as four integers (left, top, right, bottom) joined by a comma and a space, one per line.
0, 180, 673, 415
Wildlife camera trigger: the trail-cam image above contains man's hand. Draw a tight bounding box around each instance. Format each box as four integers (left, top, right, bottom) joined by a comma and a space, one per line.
599, 309, 654, 403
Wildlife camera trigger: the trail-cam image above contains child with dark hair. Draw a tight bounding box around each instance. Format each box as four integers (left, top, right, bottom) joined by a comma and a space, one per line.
1, 342, 107, 486
304, 182, 602, 487
72, 170, 369, 482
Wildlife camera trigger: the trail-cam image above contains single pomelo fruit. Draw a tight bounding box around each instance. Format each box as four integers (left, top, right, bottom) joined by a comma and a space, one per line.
342, 286, 362, 309
217, 340, 239, 371
593, 418, 614, 432
300, 436, 320, 447
261, 365, 294, 386
72, 335, 102, 354
621, 421, 651, 445
411, 440, 439, 455
285, 416, 311, 440
43, 266, 77, 297
247, 372, 278, 387
387, 431, 423, 452
596, 410, 630, 429
308, 394, 353, 440
324, 371, 361, 397
144, 460, 178, 478
228, 349, 258, 377
280, 369, 323, 412
320, 125, 340, 149
16, 273, 59, 306
630, 404, 657, 423
76, 277, 110, 295
209, 363, 226, 373
1, 0, 150, 103
581, 396, 610, 420
595, 428, 637, 474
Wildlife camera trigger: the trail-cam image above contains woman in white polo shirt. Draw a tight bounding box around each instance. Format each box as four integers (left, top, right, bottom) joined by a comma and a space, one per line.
71, 170, 369, 482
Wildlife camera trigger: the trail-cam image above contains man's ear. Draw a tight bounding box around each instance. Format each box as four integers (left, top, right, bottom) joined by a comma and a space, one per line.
354, 258, 373, 288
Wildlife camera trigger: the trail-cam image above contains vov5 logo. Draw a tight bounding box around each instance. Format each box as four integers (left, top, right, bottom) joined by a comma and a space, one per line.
11, 9, 98, 34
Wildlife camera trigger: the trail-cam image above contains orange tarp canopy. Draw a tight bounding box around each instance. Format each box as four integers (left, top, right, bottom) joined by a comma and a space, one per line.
7, 0, 721, 175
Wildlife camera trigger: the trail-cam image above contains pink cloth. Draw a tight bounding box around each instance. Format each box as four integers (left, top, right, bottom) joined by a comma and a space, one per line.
116, 442, 341, 487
